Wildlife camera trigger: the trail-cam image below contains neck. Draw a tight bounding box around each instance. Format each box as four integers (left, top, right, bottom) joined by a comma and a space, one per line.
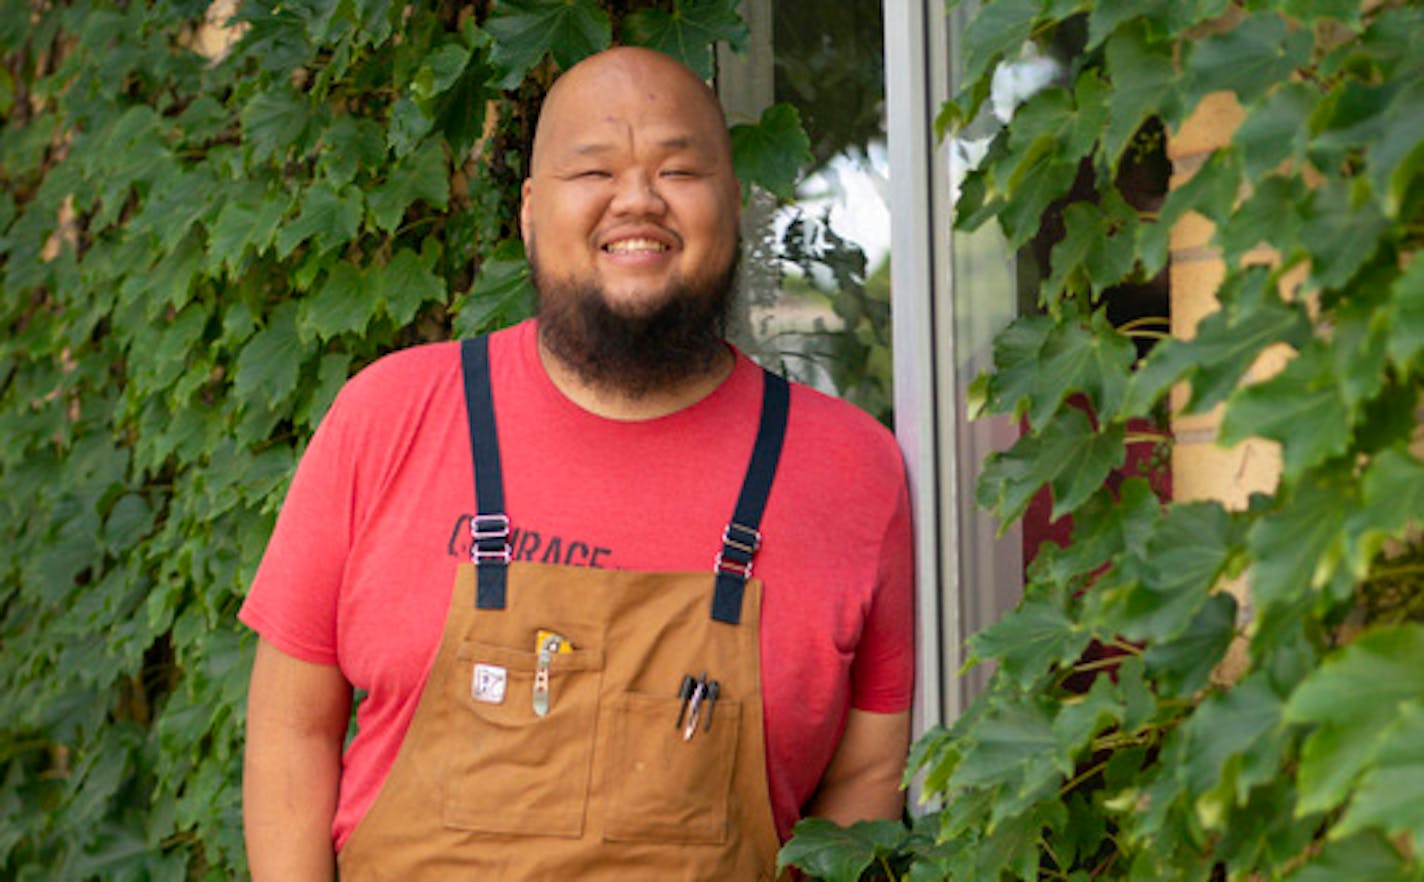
536, 334, 735, 421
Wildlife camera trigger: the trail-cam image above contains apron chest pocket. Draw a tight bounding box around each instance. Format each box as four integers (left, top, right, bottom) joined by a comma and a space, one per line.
602, 692, 742, 845
444, 640, 605, 838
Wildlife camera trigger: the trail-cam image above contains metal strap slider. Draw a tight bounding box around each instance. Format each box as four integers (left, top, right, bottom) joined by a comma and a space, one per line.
470, 513, 512, 565
714, 522, 761, 579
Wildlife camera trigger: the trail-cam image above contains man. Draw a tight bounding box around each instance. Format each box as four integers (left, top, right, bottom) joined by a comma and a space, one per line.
241, 46, 913, 880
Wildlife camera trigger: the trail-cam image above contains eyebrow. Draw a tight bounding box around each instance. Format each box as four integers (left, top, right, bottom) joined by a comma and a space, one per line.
569, 136, 700, 156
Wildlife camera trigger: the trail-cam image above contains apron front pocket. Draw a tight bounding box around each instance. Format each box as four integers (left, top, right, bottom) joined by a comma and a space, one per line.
443, 640, 605, 837
602, 692, 742, 845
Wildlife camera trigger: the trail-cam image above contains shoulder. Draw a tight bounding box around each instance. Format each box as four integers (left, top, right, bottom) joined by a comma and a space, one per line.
335, 341, 461, 410
783, 379, 904, 480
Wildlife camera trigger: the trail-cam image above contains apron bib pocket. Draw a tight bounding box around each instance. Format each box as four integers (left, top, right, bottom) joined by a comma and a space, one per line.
602, 692, 742, 845
443, 640, 605, 837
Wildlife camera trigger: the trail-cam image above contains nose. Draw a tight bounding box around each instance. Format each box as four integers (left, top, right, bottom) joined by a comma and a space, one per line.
609, 169, 667, 217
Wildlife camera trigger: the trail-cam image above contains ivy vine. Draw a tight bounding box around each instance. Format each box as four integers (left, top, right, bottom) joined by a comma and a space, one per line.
783, 0, 1424, 879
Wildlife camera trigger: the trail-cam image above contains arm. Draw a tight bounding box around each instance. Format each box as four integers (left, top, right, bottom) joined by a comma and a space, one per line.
805, 708, 910, 824
243, 637, 352, 882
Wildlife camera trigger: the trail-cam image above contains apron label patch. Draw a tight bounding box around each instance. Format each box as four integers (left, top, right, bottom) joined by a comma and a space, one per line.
471, 663, 507, 704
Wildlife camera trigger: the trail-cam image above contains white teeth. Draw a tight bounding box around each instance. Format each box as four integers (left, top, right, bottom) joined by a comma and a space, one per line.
604, 237, 668, 254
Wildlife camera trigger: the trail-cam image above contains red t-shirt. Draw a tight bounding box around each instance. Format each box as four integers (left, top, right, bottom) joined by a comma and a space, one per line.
239, 319, 914, 846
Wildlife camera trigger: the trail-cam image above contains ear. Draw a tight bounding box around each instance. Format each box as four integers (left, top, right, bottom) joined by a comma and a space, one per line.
519, 178, 534, 244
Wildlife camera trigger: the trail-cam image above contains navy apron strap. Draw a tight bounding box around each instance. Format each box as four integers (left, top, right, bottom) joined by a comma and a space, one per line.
711, 370, 790, 625
461, 336, 511, 610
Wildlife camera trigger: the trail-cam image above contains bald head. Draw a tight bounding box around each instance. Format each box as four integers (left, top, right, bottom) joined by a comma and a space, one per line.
529, 46, 733, 177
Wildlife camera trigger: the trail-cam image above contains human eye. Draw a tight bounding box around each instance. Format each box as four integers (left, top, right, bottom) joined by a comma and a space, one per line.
659, 167, 698, 179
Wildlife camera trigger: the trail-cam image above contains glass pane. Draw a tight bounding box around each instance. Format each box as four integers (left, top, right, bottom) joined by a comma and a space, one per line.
945, 0, 1026, 699
724, 1, 892, 427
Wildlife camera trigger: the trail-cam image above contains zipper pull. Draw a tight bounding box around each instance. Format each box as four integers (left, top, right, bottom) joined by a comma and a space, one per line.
532, 633, 563, 717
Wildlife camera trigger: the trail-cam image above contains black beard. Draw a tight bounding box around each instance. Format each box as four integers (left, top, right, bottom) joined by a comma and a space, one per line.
531, 248, 738, 399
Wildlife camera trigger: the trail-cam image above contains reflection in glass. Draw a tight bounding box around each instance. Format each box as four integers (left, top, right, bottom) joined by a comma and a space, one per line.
727, 1, 893, 427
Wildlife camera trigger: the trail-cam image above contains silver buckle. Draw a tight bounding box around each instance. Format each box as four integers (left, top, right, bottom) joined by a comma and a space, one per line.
470, 513, 512, 565
714, 522, 761, 578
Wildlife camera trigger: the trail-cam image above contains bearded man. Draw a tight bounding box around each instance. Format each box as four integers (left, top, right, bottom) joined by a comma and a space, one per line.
240, 46, 913, 881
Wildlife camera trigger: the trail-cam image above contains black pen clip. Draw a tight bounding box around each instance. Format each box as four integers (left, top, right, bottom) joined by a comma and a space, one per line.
703, 680, 720, 732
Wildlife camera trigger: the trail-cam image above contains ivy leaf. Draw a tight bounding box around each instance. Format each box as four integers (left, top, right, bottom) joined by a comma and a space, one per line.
1220, 343, 1351, 480
1085, 0, 1169, 51
1366, 79, 1424, 217
1299, 178, 1389, 290
1332, 701, 1424, 854
1248, 468, 1352, 613
274, 182, 364, 258
145, 230, 205, 317
1287, 625, 1424, 815
1036, 478, 1159, 584
1042, 198, 1127, 297
1217, 174, 1306, 266
966, 597, 1089, 689
1345, 447, 1424, 580
1329, 269, 1392, 413
961, 0, 1042, 87
1234, 82, 1317, 180
984, 313, 1052, 418
1280, 0, 1363, 27
998, 157, 1076, 249
950, 698, 1070, 812
206, 188, 292, 277
130, 167, 217, 254
1115, 501, 1237, 642
297, 262, 370, 342
433, 45, 495, 160
233, 302, 303, 409
977, 409, 1126, 528
621, 0, 747, 80
372, 247, 444, 326
454, 240, 536, 337
1144, 592, 1237, 698
320, 115, 387, 186
1288, 833, 1412, 882
241, 86, 313, 164
1387, 257, 1424, 375
777, 817, 908, 882
1104, 20, 1180, 169
296, 352, 353, 430
1029, 312, 1135, 428
388, 96, 435, 157
487, 0, 611, 89
412, 43, 474, 102
368, 139, 449, 233
1052, 674, 1123, 760
1185, 12, 1312, 108
1180, 674, 1283, 808
1006, 88, 1074, 163
730, 103, 812, 201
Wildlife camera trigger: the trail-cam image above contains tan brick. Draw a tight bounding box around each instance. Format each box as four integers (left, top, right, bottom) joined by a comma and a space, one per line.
1173, 438, 1282, 509
1169, 91, 1245, 162
1212, 574, 1252, 686
1170, 258, 1226, 339
1170, 210, 1216, 253
1248, 342, 1294, 384
1170, 391, 1223, 438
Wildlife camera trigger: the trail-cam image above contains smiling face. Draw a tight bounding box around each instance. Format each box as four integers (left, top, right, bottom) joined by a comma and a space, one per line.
520, 47, 742, 318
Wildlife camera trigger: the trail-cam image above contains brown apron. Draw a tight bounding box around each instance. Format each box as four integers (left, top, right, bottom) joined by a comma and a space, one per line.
338, 336, 789, 880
